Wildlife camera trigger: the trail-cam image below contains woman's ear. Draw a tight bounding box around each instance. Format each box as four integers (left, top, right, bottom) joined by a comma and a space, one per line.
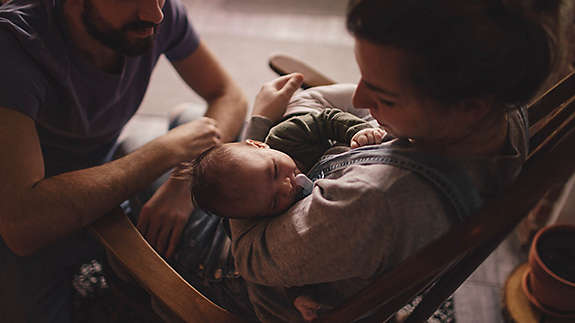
61, 0, 85, 24
245, 139, 270, 149
455, 97, 493, 122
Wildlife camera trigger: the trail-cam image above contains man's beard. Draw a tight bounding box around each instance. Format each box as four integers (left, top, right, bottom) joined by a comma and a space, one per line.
82, 0, 158, 56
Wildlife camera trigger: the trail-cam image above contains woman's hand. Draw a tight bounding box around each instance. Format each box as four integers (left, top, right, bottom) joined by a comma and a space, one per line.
350, 128, 385, 148
137, 175, 193, 258
252, 73, 304, 122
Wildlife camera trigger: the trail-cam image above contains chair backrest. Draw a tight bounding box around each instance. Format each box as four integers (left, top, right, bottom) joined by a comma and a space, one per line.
529, 70, 575, 157
269, 55, 336, 89
314, 70, 575, 323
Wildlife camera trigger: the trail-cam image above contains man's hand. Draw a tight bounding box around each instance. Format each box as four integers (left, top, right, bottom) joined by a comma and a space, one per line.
252, 73, 304, 122
293, 295, 321, 322
350, 127, 385, 148
137, 177, 193, 258
137, 116, 221, 258
162, 117, 222, 161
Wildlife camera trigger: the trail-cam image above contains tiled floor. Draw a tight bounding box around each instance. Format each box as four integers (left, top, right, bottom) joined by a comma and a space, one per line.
125, 1, 531, 322
454, 234, 528, 323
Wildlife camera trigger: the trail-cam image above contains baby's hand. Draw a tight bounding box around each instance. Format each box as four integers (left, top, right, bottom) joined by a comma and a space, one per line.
350, 127, 385, 148
293, 296, 321, 322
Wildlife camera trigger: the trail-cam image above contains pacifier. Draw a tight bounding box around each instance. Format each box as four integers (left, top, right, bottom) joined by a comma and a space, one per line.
295, 173, 314, 197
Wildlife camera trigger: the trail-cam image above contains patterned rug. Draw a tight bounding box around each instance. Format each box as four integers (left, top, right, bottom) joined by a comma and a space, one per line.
72, 260, 163, 323
396, 295, 456, 323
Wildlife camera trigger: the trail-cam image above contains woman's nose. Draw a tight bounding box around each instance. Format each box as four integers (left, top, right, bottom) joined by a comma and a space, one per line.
138, 0, 164, 25
352, 81, 370, 110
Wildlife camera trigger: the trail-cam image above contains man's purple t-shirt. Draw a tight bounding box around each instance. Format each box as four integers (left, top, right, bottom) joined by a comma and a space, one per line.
0, 0, 199, 321
0, 0, 199, 176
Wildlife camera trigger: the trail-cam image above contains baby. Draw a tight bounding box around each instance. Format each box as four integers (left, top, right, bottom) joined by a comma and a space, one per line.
191, 108, 385, 219
190, 108, 384, 322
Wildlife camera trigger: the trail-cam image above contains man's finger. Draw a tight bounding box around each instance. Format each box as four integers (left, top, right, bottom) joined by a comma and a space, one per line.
165, 219, 186, 258
137, 211, 150, 235
147, 221, 161, 249
156, 224, 172, 255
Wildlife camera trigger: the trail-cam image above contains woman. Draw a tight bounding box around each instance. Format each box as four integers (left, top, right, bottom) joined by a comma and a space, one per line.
168, 0, 559, 322
224, 0, 557, 322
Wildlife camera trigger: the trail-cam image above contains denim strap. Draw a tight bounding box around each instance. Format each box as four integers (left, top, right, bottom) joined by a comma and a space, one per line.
307, 143, 483, 221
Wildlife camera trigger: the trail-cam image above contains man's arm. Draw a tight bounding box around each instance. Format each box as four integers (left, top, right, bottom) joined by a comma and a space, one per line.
171, 41, 247, 142
0, 107, 220, 256
136, 41, 247, 257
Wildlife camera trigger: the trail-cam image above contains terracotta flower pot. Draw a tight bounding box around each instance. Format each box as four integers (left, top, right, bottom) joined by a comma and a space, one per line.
521, 224, 575, 318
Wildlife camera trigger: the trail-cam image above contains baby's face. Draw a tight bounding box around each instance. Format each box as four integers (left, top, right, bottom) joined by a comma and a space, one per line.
222, 141, 301, 218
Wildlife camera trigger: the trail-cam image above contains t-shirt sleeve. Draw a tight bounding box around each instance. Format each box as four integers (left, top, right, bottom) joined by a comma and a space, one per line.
160, 0, 200, 61
0, 28, 46, 120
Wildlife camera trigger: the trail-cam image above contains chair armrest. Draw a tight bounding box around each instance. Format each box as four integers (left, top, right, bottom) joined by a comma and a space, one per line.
269, 54, 336, 89
89, 208, 247, 323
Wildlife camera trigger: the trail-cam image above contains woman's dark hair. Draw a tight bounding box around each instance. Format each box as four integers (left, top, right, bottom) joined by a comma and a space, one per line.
347, 0, 559, 108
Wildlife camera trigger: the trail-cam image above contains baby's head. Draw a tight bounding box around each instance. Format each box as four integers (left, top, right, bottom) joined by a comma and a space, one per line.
192, 140, 301, 218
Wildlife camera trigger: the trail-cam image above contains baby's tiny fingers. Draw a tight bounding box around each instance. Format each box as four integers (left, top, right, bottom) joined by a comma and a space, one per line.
366, 131, 376, 144
357, 134, 369, 146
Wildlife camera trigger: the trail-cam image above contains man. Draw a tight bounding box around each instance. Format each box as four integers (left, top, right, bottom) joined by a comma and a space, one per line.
0, 0, 247, 320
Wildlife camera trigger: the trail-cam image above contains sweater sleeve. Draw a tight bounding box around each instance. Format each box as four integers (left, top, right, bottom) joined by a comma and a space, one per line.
265, 109, 372, 172
242, 116, 274, 141
283, 84, 365, 118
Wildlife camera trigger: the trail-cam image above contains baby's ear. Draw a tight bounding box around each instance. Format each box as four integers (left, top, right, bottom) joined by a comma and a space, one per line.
245, 139, 270, 149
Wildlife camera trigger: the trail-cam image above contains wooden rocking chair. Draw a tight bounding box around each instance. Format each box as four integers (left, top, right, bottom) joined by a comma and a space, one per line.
89, 56, 575, 323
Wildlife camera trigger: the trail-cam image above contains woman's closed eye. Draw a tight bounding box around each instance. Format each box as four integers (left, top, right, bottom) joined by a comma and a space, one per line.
378, 97, 396, 107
